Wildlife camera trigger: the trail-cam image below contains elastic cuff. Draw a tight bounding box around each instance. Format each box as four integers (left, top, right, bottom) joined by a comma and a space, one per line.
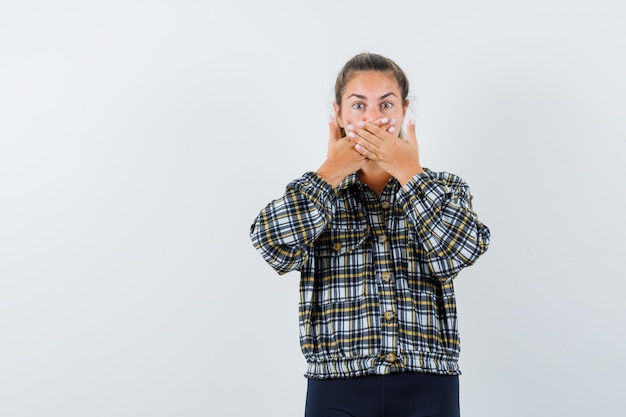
288, 171, 337, 205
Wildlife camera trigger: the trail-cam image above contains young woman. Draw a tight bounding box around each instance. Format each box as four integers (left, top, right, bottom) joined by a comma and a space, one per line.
250, 53, 490, 417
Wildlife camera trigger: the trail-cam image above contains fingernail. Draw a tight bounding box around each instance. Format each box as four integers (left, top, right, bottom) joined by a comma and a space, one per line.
346, 124, 354, 131
348, 132, 356, 138
381, 118, 388, 124
410, 118, 416, 126
357, 121, 365, 128
388, 127, 395, 134
389, 118, 396, 125
355, 144, 363, 151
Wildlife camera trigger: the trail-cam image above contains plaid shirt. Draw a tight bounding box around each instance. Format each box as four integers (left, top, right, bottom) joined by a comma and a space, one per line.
250, 168, 490, 379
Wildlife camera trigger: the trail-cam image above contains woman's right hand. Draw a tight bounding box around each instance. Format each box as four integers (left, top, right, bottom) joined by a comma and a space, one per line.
315, 117, 368, 188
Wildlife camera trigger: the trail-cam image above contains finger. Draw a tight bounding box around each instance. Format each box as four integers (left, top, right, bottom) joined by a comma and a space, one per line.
368, 117, 391, 127
358, 121, 390, 140
352, 118, 392, 132
405, 118, 417, 144
357, 119, 388, 129
346, 124, 356, 139
351, 126, 381, 147
329, 117, 342, 141
347, 124, 380, 146
353, 133, 383, 157
354, 143, 376, 160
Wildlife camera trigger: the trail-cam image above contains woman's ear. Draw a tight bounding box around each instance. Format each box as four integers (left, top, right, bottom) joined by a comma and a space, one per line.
332, 102, 344, 128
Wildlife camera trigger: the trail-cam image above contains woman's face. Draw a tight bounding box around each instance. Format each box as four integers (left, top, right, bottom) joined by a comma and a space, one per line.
334, 71, 407, 134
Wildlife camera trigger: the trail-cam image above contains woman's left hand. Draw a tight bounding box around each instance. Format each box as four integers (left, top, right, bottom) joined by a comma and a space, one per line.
351, 118, 424, 185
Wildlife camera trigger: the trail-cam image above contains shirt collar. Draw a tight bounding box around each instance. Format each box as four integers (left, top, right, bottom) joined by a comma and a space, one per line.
336, 171, 403, 194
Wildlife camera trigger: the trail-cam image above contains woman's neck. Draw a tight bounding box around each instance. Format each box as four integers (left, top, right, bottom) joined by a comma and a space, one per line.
358, 163, 392, 196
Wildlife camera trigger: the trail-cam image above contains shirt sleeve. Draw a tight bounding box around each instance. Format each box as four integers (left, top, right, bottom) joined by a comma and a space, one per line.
396, 170, 491, 281
250, 172, 337, 275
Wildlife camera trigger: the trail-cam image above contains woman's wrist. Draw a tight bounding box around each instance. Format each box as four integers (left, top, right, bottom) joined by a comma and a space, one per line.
396, 165, 425, 187
316, 161, 347, 188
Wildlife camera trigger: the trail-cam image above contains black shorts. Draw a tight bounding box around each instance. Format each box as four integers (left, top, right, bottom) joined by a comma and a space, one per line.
305, 372, 460, 417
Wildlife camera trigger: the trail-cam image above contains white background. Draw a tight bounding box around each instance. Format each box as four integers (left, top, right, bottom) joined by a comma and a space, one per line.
1, 0, 625, 416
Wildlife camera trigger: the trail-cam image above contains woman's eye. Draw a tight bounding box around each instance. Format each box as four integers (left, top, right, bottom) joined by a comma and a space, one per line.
352, 103, 365, 110
381, 102, 393, 110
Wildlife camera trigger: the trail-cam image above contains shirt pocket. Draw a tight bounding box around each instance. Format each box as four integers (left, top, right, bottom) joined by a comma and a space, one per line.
313, 225, 370, 304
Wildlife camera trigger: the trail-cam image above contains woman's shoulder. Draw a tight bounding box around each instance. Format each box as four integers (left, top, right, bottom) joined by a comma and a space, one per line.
422, 167, 468, 187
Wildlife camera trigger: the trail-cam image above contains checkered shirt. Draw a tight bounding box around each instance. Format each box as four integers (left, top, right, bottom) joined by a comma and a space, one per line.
250, 168, 490, 379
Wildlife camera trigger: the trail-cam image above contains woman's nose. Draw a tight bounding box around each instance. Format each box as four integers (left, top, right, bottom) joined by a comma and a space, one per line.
364, 107, 381, 121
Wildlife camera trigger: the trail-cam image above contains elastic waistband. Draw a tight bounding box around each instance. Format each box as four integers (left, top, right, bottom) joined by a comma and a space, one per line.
304, 351, 460, 379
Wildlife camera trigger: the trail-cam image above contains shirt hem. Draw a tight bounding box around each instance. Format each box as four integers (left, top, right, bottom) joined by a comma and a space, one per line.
303, 352, 461, 379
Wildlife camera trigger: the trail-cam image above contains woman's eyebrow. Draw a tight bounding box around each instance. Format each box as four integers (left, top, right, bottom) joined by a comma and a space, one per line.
346, 92, 398, 100
379, 92, 398, 100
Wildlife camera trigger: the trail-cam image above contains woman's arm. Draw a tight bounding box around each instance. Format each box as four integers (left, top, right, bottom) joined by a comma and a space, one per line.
250, 172, 336, 275
251, 118, 367, 274
397, 169, 491, 281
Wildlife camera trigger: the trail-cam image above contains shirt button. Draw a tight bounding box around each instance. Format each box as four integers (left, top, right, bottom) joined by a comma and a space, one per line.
384, 353, 397, 363
381, 201, 391, 209
383, 310, 395, 321
378, 234, 388, 244
381, 272, 392, 283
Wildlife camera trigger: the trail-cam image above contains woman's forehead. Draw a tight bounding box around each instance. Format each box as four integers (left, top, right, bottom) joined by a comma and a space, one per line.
343, 71, 400, 98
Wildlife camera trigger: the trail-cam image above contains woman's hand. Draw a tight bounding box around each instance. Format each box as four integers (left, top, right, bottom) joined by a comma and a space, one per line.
350, 117, 424, 185
315, 117, 368, 188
